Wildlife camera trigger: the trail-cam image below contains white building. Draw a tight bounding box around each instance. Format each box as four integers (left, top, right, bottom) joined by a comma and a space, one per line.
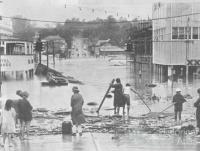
152, 2, 200, 79
0, 3, 35, 80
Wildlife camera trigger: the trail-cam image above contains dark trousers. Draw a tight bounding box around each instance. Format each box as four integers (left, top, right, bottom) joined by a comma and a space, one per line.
175, 111, 182, 121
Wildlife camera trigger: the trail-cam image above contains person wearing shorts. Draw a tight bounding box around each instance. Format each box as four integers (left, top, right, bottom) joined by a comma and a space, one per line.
124, 83, 131, 118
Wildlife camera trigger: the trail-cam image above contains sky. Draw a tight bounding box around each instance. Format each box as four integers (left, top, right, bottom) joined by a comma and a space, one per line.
1, 0, 198, 27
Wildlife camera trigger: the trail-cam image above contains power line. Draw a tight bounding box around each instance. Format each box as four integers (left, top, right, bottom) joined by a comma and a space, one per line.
2, 12, 200, 24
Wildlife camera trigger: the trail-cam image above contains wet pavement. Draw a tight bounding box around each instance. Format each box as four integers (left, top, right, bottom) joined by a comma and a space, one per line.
1, 133, 200, 151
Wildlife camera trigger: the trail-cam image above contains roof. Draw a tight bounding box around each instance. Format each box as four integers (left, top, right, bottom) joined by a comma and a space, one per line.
96, 39, 110, 46
100, 45, 125, 52
44, 35, 65, 41
0, 38, 33, 43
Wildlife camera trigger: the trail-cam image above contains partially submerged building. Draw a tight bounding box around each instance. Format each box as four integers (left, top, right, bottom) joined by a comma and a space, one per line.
44, 35, 67, 58
0, 4, 34, 80
128, 20, 153, 91
152, 2, 200, 80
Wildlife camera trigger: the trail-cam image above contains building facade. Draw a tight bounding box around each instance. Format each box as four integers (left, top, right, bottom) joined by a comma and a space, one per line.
44, 35, 67, 58
0, 4, 34, 80
152, 2, 200, 79
128, 21, 154, 91
0, 38, 34, 80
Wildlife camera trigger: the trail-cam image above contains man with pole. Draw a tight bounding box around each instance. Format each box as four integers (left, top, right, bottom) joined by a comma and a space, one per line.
172, 88, 186, 124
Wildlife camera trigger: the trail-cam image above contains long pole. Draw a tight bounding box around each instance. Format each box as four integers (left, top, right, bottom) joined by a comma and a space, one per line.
96, 79, 115, 115
186, 17, 190, 89
47, 42, 49, 70
130, 88, 151, 112
52, 41, 55, 66
158, 103, 175, 114
0, 53, 1, 97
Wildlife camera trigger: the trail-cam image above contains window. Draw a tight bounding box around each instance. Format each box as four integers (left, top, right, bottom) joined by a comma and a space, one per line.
172, 27, 178, 39
178, 27, 184, 39
185, 27, 192, 39
193, 27, 198, 39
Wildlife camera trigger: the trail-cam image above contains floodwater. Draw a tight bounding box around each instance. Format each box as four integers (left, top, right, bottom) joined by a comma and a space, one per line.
2, 57, 200, 151
1, 133, 200, 151
1, 57, 200, 116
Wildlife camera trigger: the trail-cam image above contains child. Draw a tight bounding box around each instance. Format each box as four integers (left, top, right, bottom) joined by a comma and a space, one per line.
124, 83, 131, 118
1, 99, 16, 147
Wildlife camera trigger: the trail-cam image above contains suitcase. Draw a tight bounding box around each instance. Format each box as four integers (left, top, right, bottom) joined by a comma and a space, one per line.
62, 121, 72, 134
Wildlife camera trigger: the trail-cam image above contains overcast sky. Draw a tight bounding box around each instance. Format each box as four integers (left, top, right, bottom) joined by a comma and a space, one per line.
1, 0, 198, 26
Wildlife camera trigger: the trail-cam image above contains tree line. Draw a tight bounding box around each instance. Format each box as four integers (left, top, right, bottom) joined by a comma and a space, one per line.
12, 15, 136, 48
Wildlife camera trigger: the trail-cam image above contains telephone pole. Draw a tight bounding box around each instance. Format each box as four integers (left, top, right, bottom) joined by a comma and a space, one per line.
186, 17, 190, 88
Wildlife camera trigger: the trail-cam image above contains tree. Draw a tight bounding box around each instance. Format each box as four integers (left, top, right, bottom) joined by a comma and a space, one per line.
12, 15, 35, 41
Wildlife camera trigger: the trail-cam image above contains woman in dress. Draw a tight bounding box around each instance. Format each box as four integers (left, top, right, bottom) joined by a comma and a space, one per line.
71, 86, 85, 136
1, 99, 16, 147
111, 78, 125, 115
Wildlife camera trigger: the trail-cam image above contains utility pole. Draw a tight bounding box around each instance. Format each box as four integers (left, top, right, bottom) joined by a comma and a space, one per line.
47, 42, 49, 70
186, 17, 190, 88
0, 54, 2, 97
52, 41, 55, 66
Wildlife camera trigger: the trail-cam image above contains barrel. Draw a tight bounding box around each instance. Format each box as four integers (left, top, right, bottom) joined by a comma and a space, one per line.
62, 121, 72, 134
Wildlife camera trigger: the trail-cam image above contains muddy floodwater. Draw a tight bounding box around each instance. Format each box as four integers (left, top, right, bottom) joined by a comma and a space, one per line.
2, 57, 200, 151
1, 57, 200, 116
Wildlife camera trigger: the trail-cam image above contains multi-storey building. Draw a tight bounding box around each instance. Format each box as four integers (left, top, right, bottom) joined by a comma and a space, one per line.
0, 3, 34, 80
152, 2, 200, 80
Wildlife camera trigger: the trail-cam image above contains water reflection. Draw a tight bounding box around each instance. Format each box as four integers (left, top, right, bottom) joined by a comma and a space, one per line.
20, 140, 30, 151
62, 134, 72, 143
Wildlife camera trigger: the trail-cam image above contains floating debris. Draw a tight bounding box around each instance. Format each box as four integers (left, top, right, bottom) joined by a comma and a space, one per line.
87, 102, 98, 106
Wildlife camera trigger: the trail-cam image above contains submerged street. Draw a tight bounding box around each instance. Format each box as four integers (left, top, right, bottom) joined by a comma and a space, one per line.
2, 57, 200, 115
2, 1, 200, 150
2, 132, 200, 151
1, 58, 200, 150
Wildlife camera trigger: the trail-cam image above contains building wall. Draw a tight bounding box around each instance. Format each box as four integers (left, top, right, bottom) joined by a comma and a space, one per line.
0, 55, 34, 72
4, 41, 33, 55
152, 2, 200, 65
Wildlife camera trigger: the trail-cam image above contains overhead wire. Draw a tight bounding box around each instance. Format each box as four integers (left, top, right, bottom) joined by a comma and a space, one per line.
1, 12, 200, 24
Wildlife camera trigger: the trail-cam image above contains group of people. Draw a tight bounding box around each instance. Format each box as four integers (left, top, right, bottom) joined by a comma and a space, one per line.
2, 79, 200, 143
110, 78, 131, 117
0, 90, 33, 147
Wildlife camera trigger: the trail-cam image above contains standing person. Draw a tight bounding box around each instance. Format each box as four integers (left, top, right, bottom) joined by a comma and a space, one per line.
1, 99, 16, 147
124, 83, 131, 118
12, 90, 23, 126
194, 88, 200, 135
17, 91, 33, 140
111, 78, 125, 115
172, 88, 186, 123
71, 86, 85, 136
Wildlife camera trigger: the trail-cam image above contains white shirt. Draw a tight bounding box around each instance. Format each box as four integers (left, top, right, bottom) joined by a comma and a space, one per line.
124, 86, 130, 95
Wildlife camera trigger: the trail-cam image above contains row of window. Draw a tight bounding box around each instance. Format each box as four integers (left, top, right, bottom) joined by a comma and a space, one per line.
1, 59, 10, 63
0, 63, 11, 67
28, 59, 34, 64
172, 27, 200, 40
0, 59, 33, 67
0, 41, 5, 45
